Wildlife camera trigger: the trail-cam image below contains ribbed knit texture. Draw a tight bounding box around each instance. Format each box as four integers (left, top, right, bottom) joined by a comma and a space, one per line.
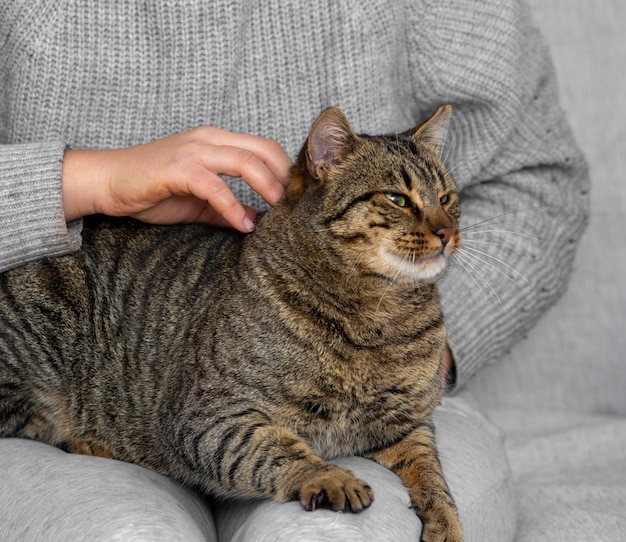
0, 142, 82, 272
0, 0, 589, 387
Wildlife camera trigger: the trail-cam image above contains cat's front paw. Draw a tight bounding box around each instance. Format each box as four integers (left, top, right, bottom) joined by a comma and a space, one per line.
419, 506, 463, 542
299, 466, 373, 512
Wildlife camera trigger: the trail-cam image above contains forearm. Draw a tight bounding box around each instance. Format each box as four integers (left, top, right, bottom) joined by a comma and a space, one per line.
410, 0, 590, 388
442, 156, 589, 389
0, 142, 82, 273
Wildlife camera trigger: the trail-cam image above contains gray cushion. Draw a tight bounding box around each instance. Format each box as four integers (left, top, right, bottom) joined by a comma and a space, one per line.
0, 438, 217, 542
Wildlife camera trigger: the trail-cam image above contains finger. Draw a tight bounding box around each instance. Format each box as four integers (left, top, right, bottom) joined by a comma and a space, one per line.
200, 144, 287, 206
184, 169, 256, 233
197, 204, 258, 229
196, 127, 293, 188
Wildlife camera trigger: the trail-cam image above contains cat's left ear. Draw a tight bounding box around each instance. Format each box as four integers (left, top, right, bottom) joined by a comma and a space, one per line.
407, 105, 453, 156
306, 108, 358, 181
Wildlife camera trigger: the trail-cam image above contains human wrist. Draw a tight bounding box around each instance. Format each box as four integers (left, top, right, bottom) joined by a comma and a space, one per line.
61, 149, 111, 221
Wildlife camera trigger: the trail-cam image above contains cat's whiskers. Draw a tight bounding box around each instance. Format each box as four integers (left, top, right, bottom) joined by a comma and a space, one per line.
410, 248, 426, 300
347, 249, 370, 283
457, 245, 529, 287
443, 159, 464, 177
440, 116, 457, 163
441, 121, 465, 176
375, 251, 410, 313
461, 206, 546, 235
453, 251, 505, 307
459, 238, 503, 248
461, 229, 545, 244
450, 206, 547, 301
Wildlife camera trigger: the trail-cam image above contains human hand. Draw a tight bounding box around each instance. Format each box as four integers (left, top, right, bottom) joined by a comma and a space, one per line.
62, 127, 293, 232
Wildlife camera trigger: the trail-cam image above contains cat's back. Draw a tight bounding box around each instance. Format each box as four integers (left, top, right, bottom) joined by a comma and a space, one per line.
2, 216, 240, 304
80, 216, 244, 281
0, 217, 244, 367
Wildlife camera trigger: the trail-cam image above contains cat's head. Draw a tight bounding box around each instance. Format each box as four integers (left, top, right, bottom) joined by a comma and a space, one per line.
286, 106, 460, 285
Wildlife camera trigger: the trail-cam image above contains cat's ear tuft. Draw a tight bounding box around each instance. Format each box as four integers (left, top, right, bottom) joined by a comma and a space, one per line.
409, 105, 453, 156
306, 108, 358, 181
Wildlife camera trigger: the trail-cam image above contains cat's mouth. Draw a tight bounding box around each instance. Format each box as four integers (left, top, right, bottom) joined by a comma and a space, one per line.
413, 252, 448, 281
379, 248, 448, 282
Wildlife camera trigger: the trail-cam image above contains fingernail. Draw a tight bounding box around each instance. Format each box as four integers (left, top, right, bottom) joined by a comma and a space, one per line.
243, 217, 256, 232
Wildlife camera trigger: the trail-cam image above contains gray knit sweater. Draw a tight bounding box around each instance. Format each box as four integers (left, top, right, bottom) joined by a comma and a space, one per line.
0, 0, 589, 388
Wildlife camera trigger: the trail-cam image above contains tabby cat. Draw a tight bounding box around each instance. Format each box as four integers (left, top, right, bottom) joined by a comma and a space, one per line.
0, 106, 462, 542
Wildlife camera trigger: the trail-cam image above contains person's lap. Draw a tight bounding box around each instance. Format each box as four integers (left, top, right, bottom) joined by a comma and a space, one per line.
0, 438, 218, 542
0, 396, 516, 541
213, 396, 516, 542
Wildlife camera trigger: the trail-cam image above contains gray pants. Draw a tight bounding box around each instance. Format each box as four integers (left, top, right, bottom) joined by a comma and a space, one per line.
0, 396, 515, 541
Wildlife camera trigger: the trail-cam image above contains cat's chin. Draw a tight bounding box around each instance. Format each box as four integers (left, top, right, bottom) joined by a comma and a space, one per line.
379, 250, 448, 283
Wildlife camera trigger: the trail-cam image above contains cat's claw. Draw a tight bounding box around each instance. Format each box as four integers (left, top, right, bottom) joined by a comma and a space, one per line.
300, 467, 373, 512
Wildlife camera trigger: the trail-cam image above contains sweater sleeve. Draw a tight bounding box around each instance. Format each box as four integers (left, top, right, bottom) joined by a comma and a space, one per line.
408, 0, 590, 389
0, 142, 83, 273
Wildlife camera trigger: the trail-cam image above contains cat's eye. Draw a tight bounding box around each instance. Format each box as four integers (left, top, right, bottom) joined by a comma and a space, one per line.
439, 194, 450, 205
384, 193, 410, 208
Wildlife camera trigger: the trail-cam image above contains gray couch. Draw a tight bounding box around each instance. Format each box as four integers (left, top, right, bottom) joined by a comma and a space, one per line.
469, 0, 626, 539
2, 1, 624, 540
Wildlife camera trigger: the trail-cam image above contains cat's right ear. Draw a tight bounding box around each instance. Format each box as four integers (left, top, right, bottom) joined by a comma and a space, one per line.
408, 105, 453, 156
306, 108, 358, 181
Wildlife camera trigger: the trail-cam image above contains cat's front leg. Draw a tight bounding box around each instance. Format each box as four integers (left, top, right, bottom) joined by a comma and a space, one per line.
243, 426, 374, 512
366, 420, 463, 542
186, 420, 373, 512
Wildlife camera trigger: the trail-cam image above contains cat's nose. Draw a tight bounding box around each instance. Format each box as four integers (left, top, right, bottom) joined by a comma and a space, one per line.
434, 226, 453, 246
